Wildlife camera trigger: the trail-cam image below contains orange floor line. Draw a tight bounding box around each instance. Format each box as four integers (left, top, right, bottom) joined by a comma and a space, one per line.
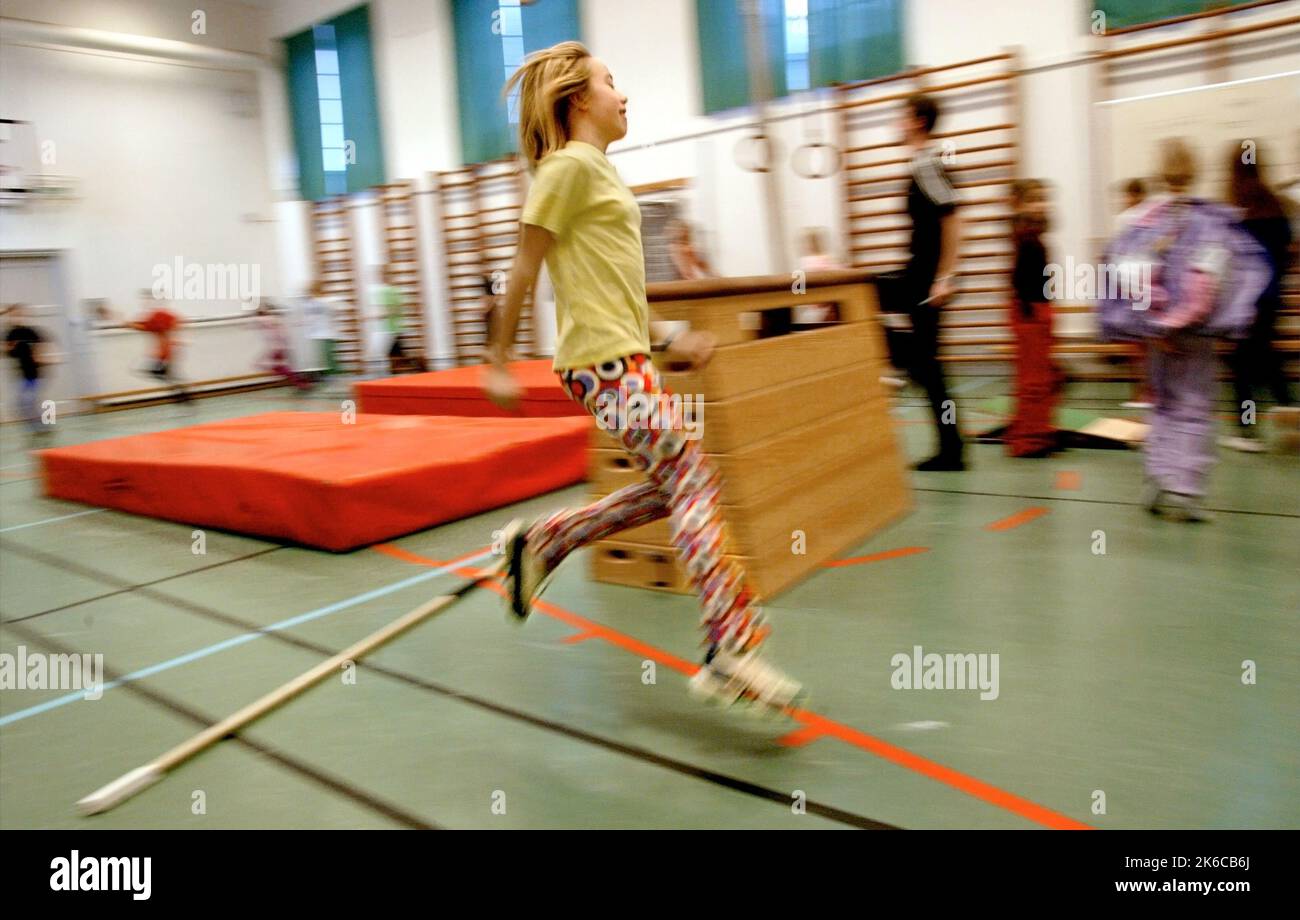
371, 543, 1093, 830
787, 712, 1092, 830
984, 507, 1049, 531
1055, 471, 1082, 490
822, 546, 930, 568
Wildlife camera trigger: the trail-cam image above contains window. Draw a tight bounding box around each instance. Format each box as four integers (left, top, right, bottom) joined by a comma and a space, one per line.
695, 0, 788, 115
498, 0, 525, 125
695, 0, 903, 114
283, 4, 385, 200
451, 0, 582, 165
808, 0, 903, 90
1094, 1, 1258, 31
784, 0, 810, 94
313, 25, 347, 196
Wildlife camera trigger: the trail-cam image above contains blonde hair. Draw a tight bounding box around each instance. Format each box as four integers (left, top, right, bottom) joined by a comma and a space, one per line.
504, 41, 592, 172
1159, 138, 1197, 193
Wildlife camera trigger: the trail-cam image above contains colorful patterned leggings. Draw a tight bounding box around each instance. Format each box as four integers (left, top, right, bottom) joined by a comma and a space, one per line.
527, 353, 768, 655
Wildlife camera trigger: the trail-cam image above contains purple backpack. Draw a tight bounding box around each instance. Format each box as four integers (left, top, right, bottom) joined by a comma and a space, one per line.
1097, 197, 1268, 341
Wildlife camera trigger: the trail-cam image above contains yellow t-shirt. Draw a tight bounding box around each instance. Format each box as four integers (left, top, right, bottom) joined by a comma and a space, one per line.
521, 140, 650, 370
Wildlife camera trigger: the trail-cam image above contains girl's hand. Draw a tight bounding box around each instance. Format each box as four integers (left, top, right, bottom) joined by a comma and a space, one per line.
663, 330, 716, 371
484, 361, 522, 409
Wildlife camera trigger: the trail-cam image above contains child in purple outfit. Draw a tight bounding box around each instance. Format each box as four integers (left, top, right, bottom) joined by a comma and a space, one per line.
1098, 140, 1270, 521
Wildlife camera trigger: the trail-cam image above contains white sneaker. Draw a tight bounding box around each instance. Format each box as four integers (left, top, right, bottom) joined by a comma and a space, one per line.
1218, 434, 1266, 453
1121, 400, 1153, 410
689, 647, 805, 713
880, 375, 907, 390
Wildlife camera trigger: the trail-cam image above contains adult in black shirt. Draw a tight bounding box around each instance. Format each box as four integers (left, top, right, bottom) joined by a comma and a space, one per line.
1223, 147, 1294, 451
894, 93, 964, 470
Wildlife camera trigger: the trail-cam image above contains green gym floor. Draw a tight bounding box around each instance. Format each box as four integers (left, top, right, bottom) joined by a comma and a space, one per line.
1, 379, 1296, 829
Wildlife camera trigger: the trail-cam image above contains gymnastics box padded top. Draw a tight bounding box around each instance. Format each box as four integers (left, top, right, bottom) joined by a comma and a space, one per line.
38, 412, 590, 551
354, 359, 586, 417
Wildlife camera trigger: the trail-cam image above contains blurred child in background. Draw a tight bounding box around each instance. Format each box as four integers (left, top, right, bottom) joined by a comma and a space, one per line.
1007, 179, 1063, 458
102, 293, 192, 404
374, 273, 423, 374
1221, 143, 1296, 452
3, 303, 54, 441
302, 281, 339, 378
1119, 178, 1154, 409
255, 303, 312, 392
794, 226, 842, 326
668, 219, 714, 281
1098, 140, 1270, 522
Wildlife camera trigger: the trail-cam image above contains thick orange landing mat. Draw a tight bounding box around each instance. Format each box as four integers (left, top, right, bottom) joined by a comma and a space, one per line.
354, 359, 585, 417
38, 412, 590, 551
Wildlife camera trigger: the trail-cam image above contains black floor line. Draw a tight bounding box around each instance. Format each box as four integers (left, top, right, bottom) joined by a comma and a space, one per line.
2, 619, 437, 830
0, 540, 897, 830
2, 545, 285, 624
912, 486, 1300, 519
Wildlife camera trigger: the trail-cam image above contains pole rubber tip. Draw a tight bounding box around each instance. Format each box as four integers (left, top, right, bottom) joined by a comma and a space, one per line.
76, 766, 162, 816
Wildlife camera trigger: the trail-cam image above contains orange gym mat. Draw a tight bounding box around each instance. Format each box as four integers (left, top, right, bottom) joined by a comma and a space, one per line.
38, 412, 590, 551
354, 359, 586, 417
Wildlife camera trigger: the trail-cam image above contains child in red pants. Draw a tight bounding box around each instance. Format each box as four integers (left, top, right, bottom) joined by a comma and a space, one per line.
1007, 179, 1063, 457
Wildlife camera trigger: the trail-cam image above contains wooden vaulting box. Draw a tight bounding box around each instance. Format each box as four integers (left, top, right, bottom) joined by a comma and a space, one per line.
588, 270, 912, 599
